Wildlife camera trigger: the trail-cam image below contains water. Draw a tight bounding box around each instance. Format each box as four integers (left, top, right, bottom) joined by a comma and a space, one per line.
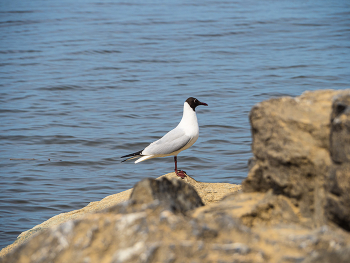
0, 0, 349, 250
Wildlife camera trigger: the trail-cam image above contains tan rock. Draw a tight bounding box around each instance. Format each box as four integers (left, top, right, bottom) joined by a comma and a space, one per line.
0, 172, 241, 258
243, 89, 350, 225
2, 186, 350, 263
326, 92, 350, 231
193, 190, 303, 228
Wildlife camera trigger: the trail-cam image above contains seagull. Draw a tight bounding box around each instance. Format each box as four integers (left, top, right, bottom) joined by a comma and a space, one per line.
121, 97, 208, 179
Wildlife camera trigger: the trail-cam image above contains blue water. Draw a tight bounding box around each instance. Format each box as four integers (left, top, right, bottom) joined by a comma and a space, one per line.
0, 0, 349, 250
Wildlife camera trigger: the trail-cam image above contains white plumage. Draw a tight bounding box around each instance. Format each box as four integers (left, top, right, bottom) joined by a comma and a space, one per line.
121, 97, 207, 178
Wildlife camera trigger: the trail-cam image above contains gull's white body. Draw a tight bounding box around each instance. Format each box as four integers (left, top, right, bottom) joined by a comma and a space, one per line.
135, 102, 199, 163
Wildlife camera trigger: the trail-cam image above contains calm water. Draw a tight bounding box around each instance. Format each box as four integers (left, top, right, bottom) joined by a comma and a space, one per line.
1, 0, 349, 249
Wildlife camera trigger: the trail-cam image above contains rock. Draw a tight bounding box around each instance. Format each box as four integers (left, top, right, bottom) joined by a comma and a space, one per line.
330, 93, 350, 163
193, 190, 301, 228
326, 164, 350, 231
302, 246, 350, 263
174, 173, 242, 205
0, 172, 241, 258
248, 156, 257, 171
2, 191, 350, 263
242, 90, 350, 226
326, 92, 350, 231
129, 177, 204, 214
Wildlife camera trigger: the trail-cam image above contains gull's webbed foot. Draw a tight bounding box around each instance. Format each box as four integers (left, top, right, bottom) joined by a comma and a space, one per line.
175, 170, 187, 179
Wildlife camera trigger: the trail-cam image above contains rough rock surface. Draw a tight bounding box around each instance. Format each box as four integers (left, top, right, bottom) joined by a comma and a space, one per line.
2, 185, 350, 263
330, 93, 350, 163
2, 89, 350, 263
0, 172, 241, 258
129, 177, 204, 214
243, 89, 350, 227
326, 93, 350, 231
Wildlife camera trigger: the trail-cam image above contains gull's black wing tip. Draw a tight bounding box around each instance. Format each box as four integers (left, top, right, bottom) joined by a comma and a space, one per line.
121, 150, 143, 159
121, 150, 143, 163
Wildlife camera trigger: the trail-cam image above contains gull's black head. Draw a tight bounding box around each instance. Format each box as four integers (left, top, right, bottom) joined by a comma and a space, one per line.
185, 97, 208, 111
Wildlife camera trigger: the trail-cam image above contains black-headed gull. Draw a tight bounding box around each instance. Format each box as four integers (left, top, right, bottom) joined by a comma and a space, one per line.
121, 97, 208, 178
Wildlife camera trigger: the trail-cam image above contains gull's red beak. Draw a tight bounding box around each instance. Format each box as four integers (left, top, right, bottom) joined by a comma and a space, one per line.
199, 101, 208, 106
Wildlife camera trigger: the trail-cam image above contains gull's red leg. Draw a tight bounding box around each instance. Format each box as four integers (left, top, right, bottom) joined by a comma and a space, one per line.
174, 156, 186, 179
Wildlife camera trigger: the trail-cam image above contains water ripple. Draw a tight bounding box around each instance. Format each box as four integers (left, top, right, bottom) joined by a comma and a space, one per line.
1, 0, 349, 251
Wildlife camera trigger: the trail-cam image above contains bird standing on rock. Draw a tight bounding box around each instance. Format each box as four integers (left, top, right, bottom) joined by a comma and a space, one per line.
121, 97, 208, 178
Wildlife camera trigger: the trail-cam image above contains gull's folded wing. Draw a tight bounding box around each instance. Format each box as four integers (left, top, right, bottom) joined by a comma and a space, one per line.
142, 127, 191, 156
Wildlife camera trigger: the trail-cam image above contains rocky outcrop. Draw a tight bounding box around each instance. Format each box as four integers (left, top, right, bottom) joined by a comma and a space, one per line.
129, 177, 204, 214
326, 93, 350, 231
1, 177, 242, 263
1, 89, 350, 263
0, 173, 241, 258
2, 180, 350, 263
330, 93, 350, 163
243, 89, 350, 229
243, 90, 333, 220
